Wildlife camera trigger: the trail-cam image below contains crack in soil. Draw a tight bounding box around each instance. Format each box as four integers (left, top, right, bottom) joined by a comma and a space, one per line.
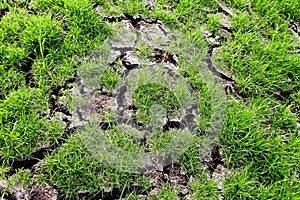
0, 53, 37, 100
216, 0, 234, 17
5, 145, 52, 177
19, 53, 36, 88
207, 43, 223, 57
290, 20, 300, 39
0, 7, 9, 21
202, 146, 225, 173
99, 11, 159, 29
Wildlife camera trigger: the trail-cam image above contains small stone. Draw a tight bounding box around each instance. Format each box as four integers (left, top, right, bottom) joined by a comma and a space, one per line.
164, 173, 169, 180
217, 181, 224, 190
172, 54, 179, 63
207, 37, 220, 46
215, 164, 223, 172
136, 194, 148, 199
179, 187, 189, 195
146, 0, 156, 7
162, 62, 179, 72
83, 86, 92, 94
202, 29, 213, 38
50, 94, 56, 100
122, 51, 140, 68
180, 169, 187, 176
149, 187, 159, 196
295, 173, 300, 179
170, 176, 180, 187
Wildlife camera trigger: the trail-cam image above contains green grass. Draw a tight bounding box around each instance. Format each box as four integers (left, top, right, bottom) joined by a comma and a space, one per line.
0, 0, 299, 199
39, 136, 106, 199
132, 82, 181, 123
0, 87, 65, 162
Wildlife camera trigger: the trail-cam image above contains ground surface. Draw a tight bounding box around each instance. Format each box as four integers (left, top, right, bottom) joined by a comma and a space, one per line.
0, 0, 300, 199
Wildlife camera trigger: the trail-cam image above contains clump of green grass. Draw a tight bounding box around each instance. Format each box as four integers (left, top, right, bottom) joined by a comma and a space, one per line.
100, 68, 120, 91
0, 8, 63, 66
224, 0, 300, 21
0, 7, 65, 94
38, 134, 149, 199
215, 1, 300, 114
33, 0, 110, 52
221, 99, 300, 184
213, 7, 300, 194
99, 125, 143, 153
224, 164, 300, 199
31, 0, 110, 91
38, 136, 105, 199
220, 18, 299, 97
132, 83, 181, 124
0, 87, 64, 162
